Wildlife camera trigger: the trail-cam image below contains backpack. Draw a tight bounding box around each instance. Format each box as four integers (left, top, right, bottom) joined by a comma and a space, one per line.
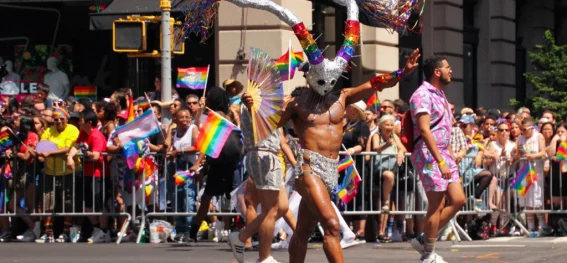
400, 111, 443, 153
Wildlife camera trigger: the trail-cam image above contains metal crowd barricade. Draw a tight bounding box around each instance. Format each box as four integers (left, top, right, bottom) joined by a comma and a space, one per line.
0, 152, 132, 244
3, 149, 566, 245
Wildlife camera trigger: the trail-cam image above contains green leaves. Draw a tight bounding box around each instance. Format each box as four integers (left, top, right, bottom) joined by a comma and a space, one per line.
512, 30, 567, 120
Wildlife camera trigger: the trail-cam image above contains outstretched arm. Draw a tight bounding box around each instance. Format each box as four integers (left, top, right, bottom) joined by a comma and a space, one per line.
345, 49, 420, 105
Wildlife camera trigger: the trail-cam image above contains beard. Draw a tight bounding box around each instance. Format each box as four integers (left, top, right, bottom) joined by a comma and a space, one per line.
440, 74, 451, 85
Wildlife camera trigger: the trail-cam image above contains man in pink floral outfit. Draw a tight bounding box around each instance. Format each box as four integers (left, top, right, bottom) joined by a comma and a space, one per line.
408, 57, 466, 263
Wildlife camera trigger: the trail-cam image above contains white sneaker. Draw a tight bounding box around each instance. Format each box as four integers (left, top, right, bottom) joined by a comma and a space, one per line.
221, 230, 229, 242
227, 231, 245, 263
56, 233, 70, 243
439, 227, 452, 241
420, 253, 448, 263
214, 221, 225, 242
16, 230, 36, 242
35, 234, 54, 243
271, 239, 290, 250
256, 256, 281, 263
88, 228, 111, 243
340, 237, 360, 249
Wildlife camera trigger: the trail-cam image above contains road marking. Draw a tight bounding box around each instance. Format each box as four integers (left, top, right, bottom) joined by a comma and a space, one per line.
485, 237, 524, 242
452, 245, 525, 248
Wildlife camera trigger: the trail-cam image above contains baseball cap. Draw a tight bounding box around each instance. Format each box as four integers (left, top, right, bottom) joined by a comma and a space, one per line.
459, 114, 475, 125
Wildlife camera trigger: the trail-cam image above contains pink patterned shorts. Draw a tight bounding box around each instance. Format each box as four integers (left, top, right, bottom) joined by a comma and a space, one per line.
410, 148, 460, 192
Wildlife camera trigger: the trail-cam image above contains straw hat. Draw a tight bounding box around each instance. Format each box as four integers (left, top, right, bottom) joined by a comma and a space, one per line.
348, 100, 367, 120
222, 79, 244, 95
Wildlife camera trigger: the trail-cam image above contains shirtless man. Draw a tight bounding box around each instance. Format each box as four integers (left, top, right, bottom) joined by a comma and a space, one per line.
242, 49, 421, 263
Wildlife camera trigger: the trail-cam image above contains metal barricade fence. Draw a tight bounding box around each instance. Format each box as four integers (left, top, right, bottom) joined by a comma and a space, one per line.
2, 150, 567, 244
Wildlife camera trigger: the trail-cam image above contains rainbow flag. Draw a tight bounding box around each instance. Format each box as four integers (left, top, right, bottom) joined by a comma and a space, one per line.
74, 85, 97, 100
194, 110, 236, 158
275, 50, 305, 81
561, 160, 567, 173
557, 141, 567, 160
337, 155, 354, 172
127, 89, 135, 123
174, 170, 193, 186
366, 93, 380, 109
177, 66, 209, 90
336, 165, 361, 205
134, 97, 150, 110
0, 130, 14, 152
510, 162, 536, 197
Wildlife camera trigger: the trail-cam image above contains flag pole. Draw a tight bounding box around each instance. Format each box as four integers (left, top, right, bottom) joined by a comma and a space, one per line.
288, 39, 292, 93
202, 65, 211, 97
144, 92, 167, 142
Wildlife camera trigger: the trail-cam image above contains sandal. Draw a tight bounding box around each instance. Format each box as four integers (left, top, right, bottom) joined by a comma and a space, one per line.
377, 234, 392, 243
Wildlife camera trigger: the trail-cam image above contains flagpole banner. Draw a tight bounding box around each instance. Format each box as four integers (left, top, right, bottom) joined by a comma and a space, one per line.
176, 66, 209, 90
74, 85, 97, 100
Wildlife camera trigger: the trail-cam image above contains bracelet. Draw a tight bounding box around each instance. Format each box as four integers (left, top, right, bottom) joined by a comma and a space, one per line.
181, 148, 185, 154
438, 159, 446, 166
371, 69, 405, 91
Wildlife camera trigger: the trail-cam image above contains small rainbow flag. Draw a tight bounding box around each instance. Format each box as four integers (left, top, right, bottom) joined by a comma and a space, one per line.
174, 170, 193, 186
275, 50, 305, 81
177, 66, 209, 90
510, 162, 536, 197
134, 97, 150, 110
74, 85, 97, 100
0, 130, 14, 152
557, 141, 567, 160
338, 155, 354, 172
336, 165, 361, 205
127, 89, 135, 123
194, 110, 236, 158
366, 93, 380, 109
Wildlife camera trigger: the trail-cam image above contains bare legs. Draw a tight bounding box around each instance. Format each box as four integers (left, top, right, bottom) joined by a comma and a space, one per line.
289, 171, 343, 263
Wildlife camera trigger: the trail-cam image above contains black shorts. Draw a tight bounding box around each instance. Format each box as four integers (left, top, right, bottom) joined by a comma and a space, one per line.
38, 174, 83, 212
204, 165, 238, 198
84, 176, 113, 211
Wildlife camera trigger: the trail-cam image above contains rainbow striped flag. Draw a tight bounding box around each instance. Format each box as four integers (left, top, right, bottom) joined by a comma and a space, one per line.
275, 50, 305, 81
127, 89, 135, 123
510, 162, 536, 197
194, 110, 236, 158
0, 130, 14, 152
337, 155, 354, 172
177, 66, 209, 90
134, 97, 150, 110
557, 141, 567, 160
366, 93, 380, 109
336, 165, 361, 205
74, 85, 97, 100
174, 170, 193, 186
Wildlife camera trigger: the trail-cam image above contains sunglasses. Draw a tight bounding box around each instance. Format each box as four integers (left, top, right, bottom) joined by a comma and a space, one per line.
187, 101, 198, 105
522, 127, 533, 132
136, 109, 144, 113
171, 104, 180, 108
53, 117, 65, 122
498, 128, 510, 132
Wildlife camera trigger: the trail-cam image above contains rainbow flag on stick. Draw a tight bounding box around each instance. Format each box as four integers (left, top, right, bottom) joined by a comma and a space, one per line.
174, 170, 194, 186
337, 165, 361, 205
510, 162, 536, 197
134, 97, 150, 110
338, 155, 355, 172
74, 85, 97, 100
0, 130, 14, 152
177, 66, 210, 90
194, 110, 236, 158
366, 92, 380, 110
275, 49, 305, 81
556, 141, 567, 160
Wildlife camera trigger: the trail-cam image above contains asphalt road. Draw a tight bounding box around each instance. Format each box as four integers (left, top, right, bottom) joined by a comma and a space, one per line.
1, 237, 567, 263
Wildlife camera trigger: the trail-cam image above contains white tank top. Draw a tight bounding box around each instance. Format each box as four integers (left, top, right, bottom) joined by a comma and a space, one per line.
173, 124, 197, 164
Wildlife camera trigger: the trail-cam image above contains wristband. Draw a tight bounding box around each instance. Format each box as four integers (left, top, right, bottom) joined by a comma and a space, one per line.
438, 159, 446, 166
371, 69, 404, 91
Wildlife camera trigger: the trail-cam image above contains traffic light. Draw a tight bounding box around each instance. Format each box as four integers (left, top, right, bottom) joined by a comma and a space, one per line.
112, 20, 147, 52
113, 16, 185, 55
162, 23, 185, 55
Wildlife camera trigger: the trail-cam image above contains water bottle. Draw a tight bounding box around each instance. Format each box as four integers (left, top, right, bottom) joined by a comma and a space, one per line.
387, 218, 394, 238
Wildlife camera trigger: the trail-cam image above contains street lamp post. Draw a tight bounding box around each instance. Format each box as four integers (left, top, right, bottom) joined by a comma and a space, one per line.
160, 0, 172, 124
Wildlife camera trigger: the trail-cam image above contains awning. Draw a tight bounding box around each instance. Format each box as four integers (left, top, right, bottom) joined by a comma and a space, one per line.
89, 0, 185, 30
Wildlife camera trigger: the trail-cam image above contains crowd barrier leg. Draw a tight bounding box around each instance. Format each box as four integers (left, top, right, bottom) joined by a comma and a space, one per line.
116, 218, 130, 244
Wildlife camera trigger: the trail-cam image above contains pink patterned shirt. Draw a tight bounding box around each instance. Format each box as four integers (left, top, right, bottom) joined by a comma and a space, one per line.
409, 81, 452, 150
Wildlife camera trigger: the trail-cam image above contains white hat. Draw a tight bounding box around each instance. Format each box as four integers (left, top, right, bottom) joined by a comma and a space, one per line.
349, 100, 367, 120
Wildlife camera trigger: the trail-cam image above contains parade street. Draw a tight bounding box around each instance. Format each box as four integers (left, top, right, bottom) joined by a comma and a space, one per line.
2, 237, 567, 263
